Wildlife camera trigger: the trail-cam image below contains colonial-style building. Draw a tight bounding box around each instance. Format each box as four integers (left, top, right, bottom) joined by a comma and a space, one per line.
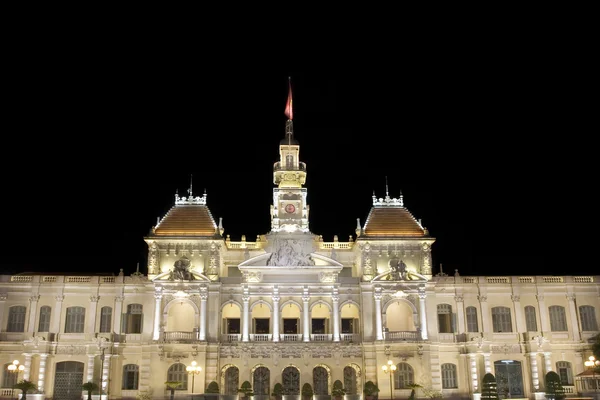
1, 91, 599, 400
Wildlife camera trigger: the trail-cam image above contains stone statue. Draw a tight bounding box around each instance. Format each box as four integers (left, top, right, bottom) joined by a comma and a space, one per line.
170, 257, 195, 281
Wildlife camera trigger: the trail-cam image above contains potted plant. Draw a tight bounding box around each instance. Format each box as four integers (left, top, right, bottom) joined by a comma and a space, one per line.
481, 373, 499, 400
363, 381, 379, 400
239, 380, 254, 400
544, 371, 565, 400
82, 381, 99, 400
205, 381, 220, 400
407, 383, 422, 400
272, 383, 284, 400
302, 383, 314, 400
165, 381, 182, 400
14, 380, 37, 400
332, 380, 346, 400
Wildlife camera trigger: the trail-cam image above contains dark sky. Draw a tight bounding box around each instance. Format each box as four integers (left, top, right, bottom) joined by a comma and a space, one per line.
0, 52, 591, 278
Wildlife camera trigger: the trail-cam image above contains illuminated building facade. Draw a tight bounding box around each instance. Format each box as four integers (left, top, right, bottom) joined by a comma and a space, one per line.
1, 89, 599, 400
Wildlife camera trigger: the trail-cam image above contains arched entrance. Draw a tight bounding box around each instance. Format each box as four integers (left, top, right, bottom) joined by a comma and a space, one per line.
282, 366, 300, 395
224, 366, 239, 395
313, 366, 329, 395
494, 360, 524, 398
344, 366, 357, 395
253, 366, 270, 396
53, 361, 84, 400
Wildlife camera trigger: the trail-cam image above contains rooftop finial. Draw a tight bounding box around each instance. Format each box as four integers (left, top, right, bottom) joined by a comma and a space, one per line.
284, 76, 293, 121
385, 176, 389, 197
188, 174, 193, 197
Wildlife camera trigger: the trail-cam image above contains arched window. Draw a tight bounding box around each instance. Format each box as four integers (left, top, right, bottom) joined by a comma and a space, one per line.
549, 306, 567, 332
394, 363, 414, 389
491, 307, 512, 332
167, 363, 188, 390
556, 361, 573, 385
2, 363, 18, 388
579, 306, 598, 331
437, 304, 453, 333
122, 364, 139, 390
525, 306, 537, 332
7, 306, 26, 332
65, 306, 85, 333
99, 307, 112, 333
466, 306, 478, 332
125, 304, 143, 334
38, 306, 51, 332
253, 367, 270, 396
441, 364, 458, 388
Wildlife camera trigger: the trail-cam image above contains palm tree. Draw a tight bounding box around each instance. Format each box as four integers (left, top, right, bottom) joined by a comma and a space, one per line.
82, 381, 99, 400
165, 381, 182, 400
14, 380, 37, 400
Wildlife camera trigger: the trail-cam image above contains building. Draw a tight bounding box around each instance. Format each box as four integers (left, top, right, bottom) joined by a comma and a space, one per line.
1, 89, 599, 400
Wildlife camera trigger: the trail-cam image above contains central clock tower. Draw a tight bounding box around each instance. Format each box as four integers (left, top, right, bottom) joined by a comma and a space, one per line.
271, 85, 309, 233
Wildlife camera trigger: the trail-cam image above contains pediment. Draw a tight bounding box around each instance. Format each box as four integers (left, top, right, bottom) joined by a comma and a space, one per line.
152, 269, 211, 282
239, 252, 343, 269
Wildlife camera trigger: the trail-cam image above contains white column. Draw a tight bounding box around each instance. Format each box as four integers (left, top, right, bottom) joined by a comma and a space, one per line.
544, 352, 553, 373
303, 287, 310, 342
536, 295, 550, 334
483, 353, 491, 374
455, 295, 465, 334
469, 353, 479, 392
50, 295, 64, 335
0, 294, 6, 331
199, 287, 208, 341
113, 296, 124, 337
272, 287, 280, 342
22, 353, 32, 381
87, 354, 95, 383
37, 353, 48, 392
528, 352, 540, 391
512, 295, 525, 334
27, 295, 40, 333
419, 288, 428, 340
374, 287, 384, 341
479, 295, 491, 333
566, 294, 581, 342
153, 290, 162, 340
88, 296, 100, 334
242, 287, 250, 342
332, 288, 340, 342
101, 353, 111, 393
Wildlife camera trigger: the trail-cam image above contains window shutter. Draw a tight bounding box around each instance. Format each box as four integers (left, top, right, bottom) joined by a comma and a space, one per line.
452, 313, 457, 333
353, 318, 360, 334
121, 313, 127, 334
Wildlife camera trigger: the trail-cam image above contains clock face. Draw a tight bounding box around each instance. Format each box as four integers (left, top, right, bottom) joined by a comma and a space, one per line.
285, 204, 296, 213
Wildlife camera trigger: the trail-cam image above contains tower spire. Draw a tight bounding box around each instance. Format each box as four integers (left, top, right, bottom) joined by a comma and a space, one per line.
188, 174, 193, 197
284, 77, 294, 144
385, 176, 389, 196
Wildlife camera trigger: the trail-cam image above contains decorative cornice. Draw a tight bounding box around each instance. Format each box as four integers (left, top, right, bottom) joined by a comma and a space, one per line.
372, 194, 404, 207
175, 192, 207, 205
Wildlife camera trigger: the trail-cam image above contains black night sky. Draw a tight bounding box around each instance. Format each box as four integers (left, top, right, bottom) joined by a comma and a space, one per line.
0, 51, 591, 278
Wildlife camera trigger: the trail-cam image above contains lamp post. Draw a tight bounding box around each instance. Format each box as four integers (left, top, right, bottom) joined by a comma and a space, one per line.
186, 361, 202, 394
382, 360, 397, 400
584, 356, 600, 400
7, 360, 25, 399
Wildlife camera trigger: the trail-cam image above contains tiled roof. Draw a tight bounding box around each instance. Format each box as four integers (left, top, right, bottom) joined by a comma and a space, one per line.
362, 207, 426, 237
153, 205, 217, 236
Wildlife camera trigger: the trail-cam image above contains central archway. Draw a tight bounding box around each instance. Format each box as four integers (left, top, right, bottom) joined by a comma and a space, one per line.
53, 361, 84, 400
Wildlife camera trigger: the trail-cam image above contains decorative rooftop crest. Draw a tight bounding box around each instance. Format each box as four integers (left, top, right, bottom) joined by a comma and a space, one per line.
372, 191, 404, 207
175, 190, 207, 205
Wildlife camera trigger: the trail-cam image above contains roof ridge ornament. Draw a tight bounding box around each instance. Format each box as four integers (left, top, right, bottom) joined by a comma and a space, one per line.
372, 190, 404, 206
175, 190, 207, 205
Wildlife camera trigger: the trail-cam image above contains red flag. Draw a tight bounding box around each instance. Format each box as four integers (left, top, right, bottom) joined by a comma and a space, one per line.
284, 79, 293, 120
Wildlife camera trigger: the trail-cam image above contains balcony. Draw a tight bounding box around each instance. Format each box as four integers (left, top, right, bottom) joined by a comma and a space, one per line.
281, 334, 302, 342
384, 331, 420, 342
250, 334, 272, 342
221, 334, 241, 342
162, 331, 199, 343
273, 161, 306, 172
311, 334, 332, 342
340, 333, 361, 342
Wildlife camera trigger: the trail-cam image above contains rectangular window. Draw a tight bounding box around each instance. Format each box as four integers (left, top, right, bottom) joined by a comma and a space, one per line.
549, 306, 568, 332
38, 306, 51, 332
491, 307, 512, 332
122, 365, 139, 390
312, 318, 326, 334
99, 307, 112, 333
227, 318, 240, 334
437, 304, 453, 333
7, 306, 26, 332
254, 318, 269, 334
341, 318, 354, 334
283, 318, 298, 334
525, 306, 537, 332
125, 304, 143, 334
466, 307, 478, 332
65, 306, 86, 333
579, 306, 599, 331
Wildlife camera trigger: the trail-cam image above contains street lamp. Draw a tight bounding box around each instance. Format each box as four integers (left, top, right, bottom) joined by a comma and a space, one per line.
7, 360, 25, 399
186, 361, 202, 394
584, 356, 600, 399
382, 360, 397, 400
